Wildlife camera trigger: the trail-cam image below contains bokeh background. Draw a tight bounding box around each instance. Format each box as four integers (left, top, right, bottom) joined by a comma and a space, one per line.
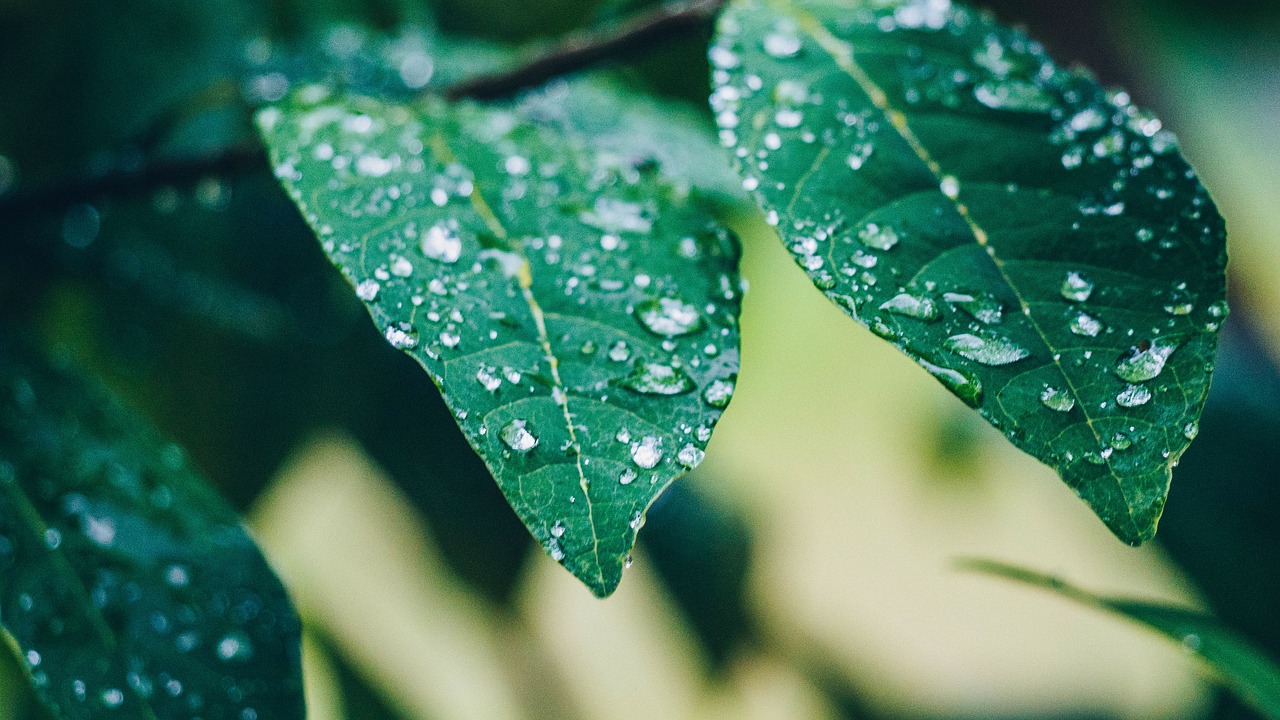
1, 0, 1278, 718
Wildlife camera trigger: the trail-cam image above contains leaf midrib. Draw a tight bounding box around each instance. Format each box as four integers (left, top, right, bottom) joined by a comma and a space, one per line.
426, 125, 610, 589
768, 0, 1144, 532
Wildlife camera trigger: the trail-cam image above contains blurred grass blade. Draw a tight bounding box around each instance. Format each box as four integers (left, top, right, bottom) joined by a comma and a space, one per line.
257, 86, 743, 597
711, 0, 1228, 543
0, 339, 305, 720
963, 559, 1280, 719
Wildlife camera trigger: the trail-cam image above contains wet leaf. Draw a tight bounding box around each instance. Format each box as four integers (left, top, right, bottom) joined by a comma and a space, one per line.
965, 560, 1280, 720
712, 0, 1228, 543
257, 88, 742, 597
0, 340, 304, 720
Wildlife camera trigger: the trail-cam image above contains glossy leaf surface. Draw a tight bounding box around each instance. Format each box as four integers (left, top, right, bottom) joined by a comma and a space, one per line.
711, 0, 1228, 542
967, 560, 1280, 720
0, 342, 304, 720
258, 88, 742, 597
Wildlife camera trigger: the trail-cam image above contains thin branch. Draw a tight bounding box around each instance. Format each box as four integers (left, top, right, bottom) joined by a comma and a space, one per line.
445, 0, 727, 101
0, 0, 727, 223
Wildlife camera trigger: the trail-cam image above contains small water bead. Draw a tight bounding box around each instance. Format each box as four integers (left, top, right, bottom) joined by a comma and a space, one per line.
1070, 311, 1104, 337
1207, 300, 1229, 319
355, 279, 380, 301
217, 632, 254, 662
1115, 336, 1183, 383
101, 689, 125, 708
847, 143, 874, 170
608, 341, 631, 362
702, 378, 736, 409
635, 297, 703, 336
1111, 432, 1133, 451
879, 293, 940, 322
1164, 286, 1195, 316
500, 420, 538, 453
919, 359, 983, 408
476, 366, 502, 392
857, 223, 900, 250
940, 176, 961, 200
709, 46, 741, 70
1116, 384, 1152, 407
944, 291, 1003, 324
1060, 271, 1094, 302
677, 445, 706, 468
615, 428, 631, 443
550, 521, 566, 538
629, 511, 646, 531
763, 32, 803, 59
1183, 422, 1199, 440
973, 81, 1055, 113
421, 222, 462, 263
945, 332, 1031, 366
1040, 386, 1076, 412
384, 323, 418, 349
549, 542, 566, 561
503, 367, 523, 384
775, 108, 804, 128
439, 331, 461, 348
390, 256, 413, 277
631, 436, 664, 469
621, 361, 696, 396
580, 198, 653, 234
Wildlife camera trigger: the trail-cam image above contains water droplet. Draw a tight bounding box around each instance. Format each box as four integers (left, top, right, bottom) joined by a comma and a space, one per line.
775, 108, 804, 128
580, 197, 653, 234
421, 222, 462, 263
847, 143, 874, 170
550, 521, 566, 538
702, 378, 735, 409
500, 420, 538, 453
476, 366, 502, 392
616, 428, 632, 443
763, 32, 803, 59
1116, 384, 1152, 407
677, 444, 706, 468
390, 256, 413, 277
1183, 422, 1199, 440
1040, 386, 1075, 412
1115, 336, 1183, 383
940, 175, 961, 199
621, 361, 696, 396
1070, 311, 1104, 337
608, 341, 632, 362
973, 81, 1054, 113
1164, 287, 1195, 316
355, 279, 380, 301
217, 632, 254, 662
101, 688, 124, 708
619, 468, 637, 485
631, 436, 664, 469
880, 293, 940, 322
945, 332, 1031, 366
920, 359, 983, 407
857, 223, 899, 250
944, 291, 1003, 324
635, 297, 703, 336
1061, 271, 1094, 302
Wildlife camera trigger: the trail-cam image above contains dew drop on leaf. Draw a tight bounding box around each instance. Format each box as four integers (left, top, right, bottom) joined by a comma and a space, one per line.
1061, 271, 1095, 302
634, 297, 704, 336
355, 279, 380, 301
1115, 336, 1183, 383
945, 332, 1031, 366
421, 222, 462, 263
1070, 311, 1104, 337
621, 361, 696, 396
702, 378, 736, 409
879, 293, 940, 322
944, 291, 1003, 324
677, 444, 706, 468
1116, 384, 1153, 407
1040, 386, 1076, 413
630, 436, 663, 469
919, 359, 984, 408
857, 223, 899, 250
500, 420, 538, 453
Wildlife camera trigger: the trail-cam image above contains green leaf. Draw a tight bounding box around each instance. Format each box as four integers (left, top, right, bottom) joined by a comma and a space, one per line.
964, 560, 1280, 719
257, 88, 743, 597
0, 340, 305, 720
710, 0, 1228, 543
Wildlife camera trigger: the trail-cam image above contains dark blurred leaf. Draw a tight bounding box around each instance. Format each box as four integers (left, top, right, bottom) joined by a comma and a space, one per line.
966, 560, 1280, 720
712, 0, 1227, 544
0, 338, 304, 720
259, 89, 743, 597
641, 481, 751, 668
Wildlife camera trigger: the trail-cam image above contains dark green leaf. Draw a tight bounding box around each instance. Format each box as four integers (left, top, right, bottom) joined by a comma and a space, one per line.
257, 89, 743, 597
0, 340, 304, 720
964, 560, 1280, 720
711, 0, 1228, 542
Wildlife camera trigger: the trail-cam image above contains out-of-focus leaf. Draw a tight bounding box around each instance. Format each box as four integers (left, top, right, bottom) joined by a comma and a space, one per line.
966, 560, 1280, 720
518, 77, 747, 209
258, 90, 742, 597
0, 339, 305, 720
711, 0, 1227, 543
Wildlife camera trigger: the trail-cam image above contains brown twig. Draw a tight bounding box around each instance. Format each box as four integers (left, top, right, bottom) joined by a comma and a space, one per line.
0, 0, 726, 224
445, 0, 726, 100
